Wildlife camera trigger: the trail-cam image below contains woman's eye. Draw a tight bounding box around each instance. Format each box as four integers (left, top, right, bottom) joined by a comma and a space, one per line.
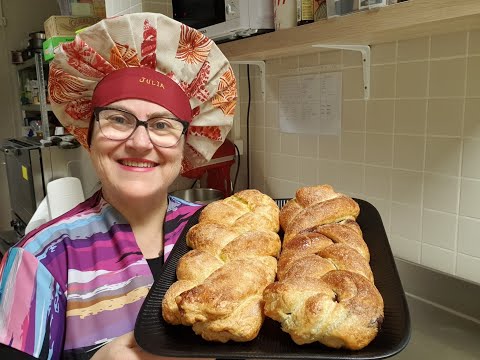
109, 115, 128, 124
151, 120, 168, 130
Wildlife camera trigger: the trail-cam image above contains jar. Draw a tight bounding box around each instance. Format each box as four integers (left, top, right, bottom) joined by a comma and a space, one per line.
296, 0, 314, 25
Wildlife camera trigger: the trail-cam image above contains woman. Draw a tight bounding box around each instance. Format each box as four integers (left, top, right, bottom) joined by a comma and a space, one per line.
0, 12, 236, 360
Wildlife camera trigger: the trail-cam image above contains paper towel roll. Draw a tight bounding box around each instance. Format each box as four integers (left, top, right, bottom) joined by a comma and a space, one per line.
25, 196, 50, 234
47, 177, 85, 219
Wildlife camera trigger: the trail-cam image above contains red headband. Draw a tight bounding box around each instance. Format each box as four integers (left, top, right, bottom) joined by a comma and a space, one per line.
92, 67, 192, 122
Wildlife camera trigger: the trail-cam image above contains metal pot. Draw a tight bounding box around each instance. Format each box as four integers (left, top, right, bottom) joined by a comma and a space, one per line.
29, 38, 45, 50
11, 50, 23, 64
170, 188, 224, 205
28, 32, 46, 50
29, 31, 46, 40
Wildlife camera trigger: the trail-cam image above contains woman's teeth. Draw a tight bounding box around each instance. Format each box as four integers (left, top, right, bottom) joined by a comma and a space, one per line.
120, 160, 156, 168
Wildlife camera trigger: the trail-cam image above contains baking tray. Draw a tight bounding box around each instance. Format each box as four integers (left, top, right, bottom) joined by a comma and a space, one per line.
135, 198, 411, 359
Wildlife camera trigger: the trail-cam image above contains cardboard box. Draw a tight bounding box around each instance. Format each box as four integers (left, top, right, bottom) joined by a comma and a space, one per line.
43, 36, 75, 62
44, 16, 101, 38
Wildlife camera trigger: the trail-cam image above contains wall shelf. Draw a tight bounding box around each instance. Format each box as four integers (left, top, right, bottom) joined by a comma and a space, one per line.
15, 57, 36, 71
218, 0, 480, 61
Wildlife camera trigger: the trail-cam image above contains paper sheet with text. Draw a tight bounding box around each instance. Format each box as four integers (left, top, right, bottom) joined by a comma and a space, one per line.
279, 72, 342, 135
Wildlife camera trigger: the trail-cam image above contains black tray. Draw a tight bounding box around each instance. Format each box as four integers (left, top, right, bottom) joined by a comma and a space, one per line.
135, 199, 411, 359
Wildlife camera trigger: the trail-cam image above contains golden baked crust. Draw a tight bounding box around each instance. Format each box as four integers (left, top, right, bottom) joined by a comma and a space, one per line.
264, 184, 384, 350
264, 271, 384, 350
281, 185, 360, 244
162, 189, 280, 342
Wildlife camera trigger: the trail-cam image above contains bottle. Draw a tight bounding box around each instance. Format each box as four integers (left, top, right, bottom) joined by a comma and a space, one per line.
296, 0, 314, 25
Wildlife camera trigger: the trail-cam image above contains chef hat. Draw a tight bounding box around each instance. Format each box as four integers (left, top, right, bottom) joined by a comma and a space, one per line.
48, 12, 237, 174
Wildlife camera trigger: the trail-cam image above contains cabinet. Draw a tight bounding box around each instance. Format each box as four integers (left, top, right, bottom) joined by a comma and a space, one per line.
16, 52, 52, 139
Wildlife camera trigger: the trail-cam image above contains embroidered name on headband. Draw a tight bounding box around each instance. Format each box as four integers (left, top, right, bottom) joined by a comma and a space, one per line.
139, 77, 165, 89
92, 67, 192, 122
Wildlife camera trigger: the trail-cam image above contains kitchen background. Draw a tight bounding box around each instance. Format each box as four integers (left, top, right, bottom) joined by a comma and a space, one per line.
100, 1, 480, 287
0, 0, 479, 358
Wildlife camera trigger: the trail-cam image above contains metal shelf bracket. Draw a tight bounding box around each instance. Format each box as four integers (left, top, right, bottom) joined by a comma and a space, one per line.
34, 52, 51, 139
230, 60, 266, 101
312, 44, 371, 99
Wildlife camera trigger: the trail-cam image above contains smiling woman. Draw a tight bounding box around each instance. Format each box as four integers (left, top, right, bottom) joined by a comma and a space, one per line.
0, 12, 236, 360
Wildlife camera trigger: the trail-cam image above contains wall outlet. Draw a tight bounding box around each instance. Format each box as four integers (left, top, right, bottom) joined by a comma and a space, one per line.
234, 139, 244, 156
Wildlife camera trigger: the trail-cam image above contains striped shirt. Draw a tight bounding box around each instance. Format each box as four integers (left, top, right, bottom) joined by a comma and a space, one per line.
0, 190, 202, 359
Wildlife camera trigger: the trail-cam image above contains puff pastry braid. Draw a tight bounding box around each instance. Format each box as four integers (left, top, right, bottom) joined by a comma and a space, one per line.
263, 184, 384, 350
162, 189, 281, 342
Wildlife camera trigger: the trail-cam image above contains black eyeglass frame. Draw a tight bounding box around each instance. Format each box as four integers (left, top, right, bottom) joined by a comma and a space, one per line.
91, 106, 190, 148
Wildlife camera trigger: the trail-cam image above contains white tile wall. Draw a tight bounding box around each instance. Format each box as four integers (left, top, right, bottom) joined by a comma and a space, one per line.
393, 135, 424, 171
422, 209, 457, 250
366, 100, 394, 133
458, 217, 480, 258
470, 30, 480, 55
464, 99, 480, 138
242, 31, 480, 284
456, 254, 480, 284
389, 235, 421, 263
459, 179, 480, 219
391, 170, 423, 206
421, 243, 455, 275
427, 99, 464, 137
430, 32, 467, 58
423, 173, 459, 213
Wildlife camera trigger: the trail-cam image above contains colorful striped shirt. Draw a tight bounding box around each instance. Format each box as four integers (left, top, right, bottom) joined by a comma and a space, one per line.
0, 190, 202, 359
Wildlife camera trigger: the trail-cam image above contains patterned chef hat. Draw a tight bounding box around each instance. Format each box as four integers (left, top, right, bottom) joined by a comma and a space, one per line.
48, 12, 237, 174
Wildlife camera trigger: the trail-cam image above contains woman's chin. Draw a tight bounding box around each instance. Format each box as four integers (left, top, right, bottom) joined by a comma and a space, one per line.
109, 182, 165, 201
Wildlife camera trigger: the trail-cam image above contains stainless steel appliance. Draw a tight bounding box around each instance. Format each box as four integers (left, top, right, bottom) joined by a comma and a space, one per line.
1, 137, 46, 237
0, 137, 92, 242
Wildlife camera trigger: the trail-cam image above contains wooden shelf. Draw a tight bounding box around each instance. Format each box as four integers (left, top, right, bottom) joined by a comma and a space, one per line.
218, 0, 480, 61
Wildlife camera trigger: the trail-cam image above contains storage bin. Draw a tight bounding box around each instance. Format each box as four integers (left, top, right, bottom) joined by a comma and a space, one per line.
44, 15, 100, 38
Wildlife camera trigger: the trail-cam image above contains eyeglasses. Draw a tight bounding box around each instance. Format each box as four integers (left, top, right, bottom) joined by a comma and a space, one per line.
93, 107, 189, 148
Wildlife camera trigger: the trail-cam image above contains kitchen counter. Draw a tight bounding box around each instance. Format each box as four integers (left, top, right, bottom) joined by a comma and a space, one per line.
392, 295, 480, 359
392, 259, 480, 359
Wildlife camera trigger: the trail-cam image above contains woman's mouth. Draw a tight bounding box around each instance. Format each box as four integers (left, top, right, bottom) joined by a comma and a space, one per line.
117, 159, 159, 171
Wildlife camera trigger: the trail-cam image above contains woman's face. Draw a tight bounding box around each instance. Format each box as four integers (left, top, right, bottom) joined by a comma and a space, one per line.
89, 99, 185, 200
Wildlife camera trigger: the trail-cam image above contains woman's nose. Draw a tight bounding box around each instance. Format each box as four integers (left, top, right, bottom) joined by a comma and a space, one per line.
126, 125, 154, 151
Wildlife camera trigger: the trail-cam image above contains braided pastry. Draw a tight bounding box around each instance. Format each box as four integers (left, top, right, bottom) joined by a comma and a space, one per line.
263, 184, 384, 350
162, 189, 281, 342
